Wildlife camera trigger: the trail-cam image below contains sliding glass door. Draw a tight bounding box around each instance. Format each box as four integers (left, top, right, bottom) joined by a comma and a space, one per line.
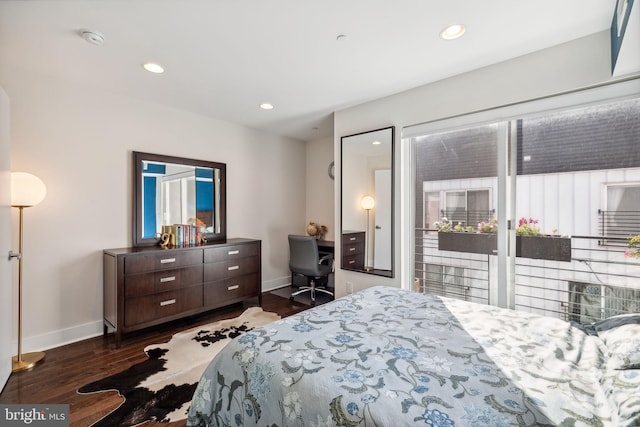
408, 80, 640, 321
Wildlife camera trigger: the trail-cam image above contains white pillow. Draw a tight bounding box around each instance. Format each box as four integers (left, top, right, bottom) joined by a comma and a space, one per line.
595, 314, 640, 370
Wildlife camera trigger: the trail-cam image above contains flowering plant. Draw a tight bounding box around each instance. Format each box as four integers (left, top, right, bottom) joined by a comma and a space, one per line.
516, 217, 540, 236
477, 218, 497, 233
434, 217, 474, 232
454, 223, 474, 233
625, 235, 640, 259
433, 217, 452, 232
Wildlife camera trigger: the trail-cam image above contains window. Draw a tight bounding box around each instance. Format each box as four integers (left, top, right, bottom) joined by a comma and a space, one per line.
600, 184, 640, 244
443, 190, 492, 228
424, 191, 440, 230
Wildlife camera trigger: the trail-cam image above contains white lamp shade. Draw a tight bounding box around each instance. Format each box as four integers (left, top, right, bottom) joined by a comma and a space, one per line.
11, 172, 47, 207
361, 195, 375, 210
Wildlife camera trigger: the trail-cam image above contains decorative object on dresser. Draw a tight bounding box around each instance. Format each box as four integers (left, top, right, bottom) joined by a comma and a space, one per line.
8, 172, 47, 372
79, 307, 279, 426
103, 239, 262, 347
342, 230, 365, 271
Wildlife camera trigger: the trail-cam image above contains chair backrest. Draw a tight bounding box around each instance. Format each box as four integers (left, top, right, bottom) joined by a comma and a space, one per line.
288, 235, 324, 277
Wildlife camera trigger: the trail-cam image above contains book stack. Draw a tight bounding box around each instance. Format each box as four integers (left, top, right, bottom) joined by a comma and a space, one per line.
162, 224, 202, 247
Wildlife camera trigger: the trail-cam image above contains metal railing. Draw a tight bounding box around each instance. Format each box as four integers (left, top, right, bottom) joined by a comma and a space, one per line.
598, 210, 640, 246
414, 228, 490, 305
439, 209, 495, 229
415, 230, 640, 323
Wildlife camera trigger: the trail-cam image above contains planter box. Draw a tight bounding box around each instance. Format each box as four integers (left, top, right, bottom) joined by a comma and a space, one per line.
516, 235, 572, 262
438, 232, 496, 255
437, 232, 572, 261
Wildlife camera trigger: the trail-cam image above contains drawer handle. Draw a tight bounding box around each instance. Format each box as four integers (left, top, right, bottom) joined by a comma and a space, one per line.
160, 299, 176, 306
349, 237, 356, 241
160, 276, 176, 283
349, 247, 356, 252
228, 265, 240, 271
160, 258, 176, 264
348, 260, 355, 265
228, 250, 240, 255
227, 285, 239, 291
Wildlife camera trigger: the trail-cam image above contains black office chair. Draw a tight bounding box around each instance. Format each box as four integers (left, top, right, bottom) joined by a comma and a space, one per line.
288, 235, 334, 305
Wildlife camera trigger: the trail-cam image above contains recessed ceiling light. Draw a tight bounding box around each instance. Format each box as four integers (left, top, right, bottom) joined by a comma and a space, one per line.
260, 103, 274, 110
336, 34, 347, 42
440, 24, 466, 40
372, 140, 381, 145
143, 62, 165, 74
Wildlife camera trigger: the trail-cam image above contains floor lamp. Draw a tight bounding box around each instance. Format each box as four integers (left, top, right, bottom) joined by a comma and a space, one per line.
360, 195, 375, 271
8, 172, 47, 372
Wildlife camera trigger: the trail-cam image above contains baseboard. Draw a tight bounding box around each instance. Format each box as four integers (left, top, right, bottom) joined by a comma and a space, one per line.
20, 320, 104, 353
18, 278, 296, 353
261, 276, 292, 293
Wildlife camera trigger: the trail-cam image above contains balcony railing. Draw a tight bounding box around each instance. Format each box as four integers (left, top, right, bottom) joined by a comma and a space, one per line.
598, 209, 640, 246
439, 209, 495, 229
415, 229, 640, 323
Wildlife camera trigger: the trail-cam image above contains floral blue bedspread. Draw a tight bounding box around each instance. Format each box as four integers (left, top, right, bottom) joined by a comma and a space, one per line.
187, 286, 639, 426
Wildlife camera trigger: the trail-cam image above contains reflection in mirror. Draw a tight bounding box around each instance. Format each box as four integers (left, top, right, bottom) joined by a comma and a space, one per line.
341, 126, 394, 277
133, 152, 226, 246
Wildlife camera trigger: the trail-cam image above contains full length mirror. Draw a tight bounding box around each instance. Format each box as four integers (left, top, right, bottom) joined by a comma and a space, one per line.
133, 151, 226, 246
341, 126, 394, 277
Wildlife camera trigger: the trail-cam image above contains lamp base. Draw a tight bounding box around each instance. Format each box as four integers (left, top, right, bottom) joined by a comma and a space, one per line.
12, 351, 45, 372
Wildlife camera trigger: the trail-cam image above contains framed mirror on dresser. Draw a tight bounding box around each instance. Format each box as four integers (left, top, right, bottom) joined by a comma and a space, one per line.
103, 152, 261, 347
132, 151, 227, 246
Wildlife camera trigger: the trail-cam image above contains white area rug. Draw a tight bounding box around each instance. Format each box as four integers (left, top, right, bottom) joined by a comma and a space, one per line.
77, 307, 280, 426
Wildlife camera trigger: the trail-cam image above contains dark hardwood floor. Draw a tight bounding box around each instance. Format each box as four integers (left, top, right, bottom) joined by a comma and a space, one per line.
0, 292, 311, 427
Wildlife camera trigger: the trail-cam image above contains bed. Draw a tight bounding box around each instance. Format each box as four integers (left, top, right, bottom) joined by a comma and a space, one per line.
187, 286, 640, 426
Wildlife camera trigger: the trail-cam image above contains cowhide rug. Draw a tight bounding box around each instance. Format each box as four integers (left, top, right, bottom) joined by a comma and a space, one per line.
77, 307, 280, 426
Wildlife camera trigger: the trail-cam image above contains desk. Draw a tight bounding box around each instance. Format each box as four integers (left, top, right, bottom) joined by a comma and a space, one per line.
317, 240, 335, 257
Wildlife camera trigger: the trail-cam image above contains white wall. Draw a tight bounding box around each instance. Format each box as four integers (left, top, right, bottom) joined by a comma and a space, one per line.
304, 136, 334, 237
0, 86, 12, 388
2, 68, 307, 351
333, 31, 615, 297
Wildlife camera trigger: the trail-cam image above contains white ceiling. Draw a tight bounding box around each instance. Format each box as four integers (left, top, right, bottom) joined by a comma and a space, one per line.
0, 0, 617, 142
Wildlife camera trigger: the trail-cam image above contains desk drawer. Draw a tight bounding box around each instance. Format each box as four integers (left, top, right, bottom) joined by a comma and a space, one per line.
124, 285, 202, 326
125, 249, 203, 274
125, 265, 203, 297
204, 257, 259, 281
204, 274, 259, 307
204, 243, 259, 263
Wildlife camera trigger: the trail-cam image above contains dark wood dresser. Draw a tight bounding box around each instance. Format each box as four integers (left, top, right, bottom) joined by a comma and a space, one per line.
342, 231, 365, 270
103, 238, 261, 347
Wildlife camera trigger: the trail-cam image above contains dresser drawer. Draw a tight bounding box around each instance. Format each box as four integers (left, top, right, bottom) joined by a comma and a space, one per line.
125, 265, 203, 297
204, 274, 259, 307
124, 285, 203, 326
204, 243, 259, 263
204, 256, 259, 281
125, 249, 203, 274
